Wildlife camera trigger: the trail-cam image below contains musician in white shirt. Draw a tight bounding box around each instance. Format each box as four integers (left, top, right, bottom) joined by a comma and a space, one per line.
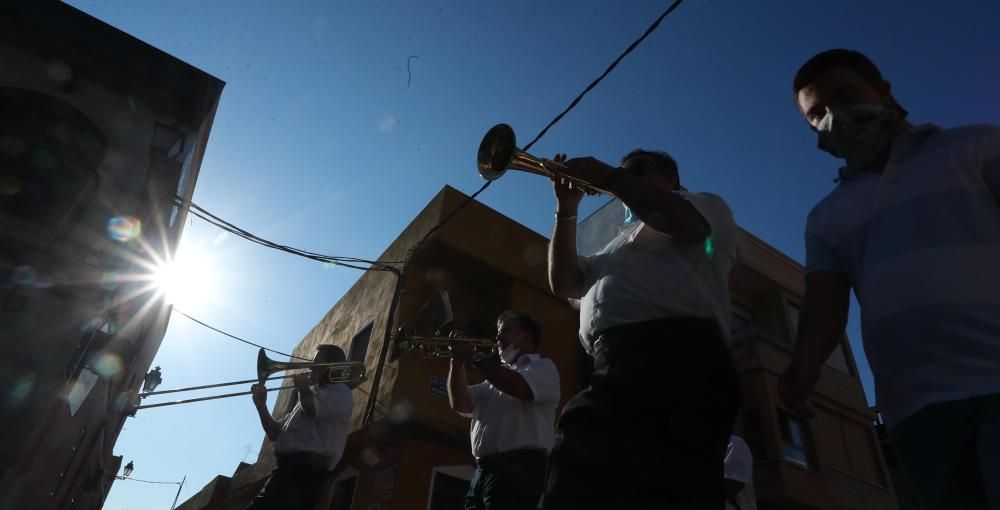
447, 311, 561, 510
247, 345, 354, 510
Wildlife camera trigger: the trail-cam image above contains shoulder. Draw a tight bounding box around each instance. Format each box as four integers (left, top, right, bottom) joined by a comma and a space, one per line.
936, 123, 1000, 143
527, 356, 559, 373
683, 191, 732, 215
728, 435, 751, 454
805, 186, 845, 234
319, 383, 354, 402
683, 192, 740, 242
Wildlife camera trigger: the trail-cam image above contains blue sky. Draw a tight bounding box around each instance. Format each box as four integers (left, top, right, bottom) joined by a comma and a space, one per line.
63, 1, 1000, 507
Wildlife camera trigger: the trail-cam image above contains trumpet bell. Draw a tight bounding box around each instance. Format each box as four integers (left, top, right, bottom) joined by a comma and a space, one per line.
477, 123, 518, 181
477, 123, 604, 195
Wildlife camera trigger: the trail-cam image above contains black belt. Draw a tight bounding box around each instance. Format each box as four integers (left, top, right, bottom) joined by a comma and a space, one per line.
276, 452, 331, 472
476, 448, 547, 469
592, 317, 718, 357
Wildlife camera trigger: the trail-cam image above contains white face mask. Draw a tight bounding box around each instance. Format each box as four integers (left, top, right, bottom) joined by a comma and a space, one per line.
816, 102, 902, 169
500, 344, 521, 365
499, 332, 525, 365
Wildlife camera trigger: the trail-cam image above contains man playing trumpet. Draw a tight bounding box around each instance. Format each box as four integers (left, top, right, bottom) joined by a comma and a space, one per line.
447, 311, 561, 510
545, 150, 742, 509
247, 345, 355, 510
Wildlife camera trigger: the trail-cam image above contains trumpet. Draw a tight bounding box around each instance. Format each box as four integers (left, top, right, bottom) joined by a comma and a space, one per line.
394, 330, 498, 361
134, 349, 366, 410
477, 123, 606, 195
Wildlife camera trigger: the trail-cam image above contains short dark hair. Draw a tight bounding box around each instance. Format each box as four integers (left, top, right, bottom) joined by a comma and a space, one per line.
793, 49, 884, 96
315, 344, 347, 363
497, 310, 542, 348
621, 149, 680, 190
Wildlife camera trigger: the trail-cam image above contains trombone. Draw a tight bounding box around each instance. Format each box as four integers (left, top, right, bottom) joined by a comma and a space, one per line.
134, 349, 366, 410
393, 330, 498, 362
477, 123, 607, 196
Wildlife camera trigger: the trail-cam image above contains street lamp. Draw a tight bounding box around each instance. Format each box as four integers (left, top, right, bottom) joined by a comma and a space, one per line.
122, 460, 134, 478
143, 366, 163, 392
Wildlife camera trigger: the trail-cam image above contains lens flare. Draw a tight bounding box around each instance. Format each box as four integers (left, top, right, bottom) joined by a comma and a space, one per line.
9, 373, 36, 407
91, 352, 123, 378
11, 265, 36, 286
107, 216, 142, 242
100, 272, 123, 291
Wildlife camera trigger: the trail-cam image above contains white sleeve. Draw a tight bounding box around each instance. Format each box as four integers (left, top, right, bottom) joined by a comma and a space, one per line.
519, 358, 561, 404
684, 192, 740, 258
724, 436, 753, 483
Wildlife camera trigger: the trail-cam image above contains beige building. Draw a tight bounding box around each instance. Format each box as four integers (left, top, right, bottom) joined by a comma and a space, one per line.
0, 3, 223, 509
179, 186, 897, 510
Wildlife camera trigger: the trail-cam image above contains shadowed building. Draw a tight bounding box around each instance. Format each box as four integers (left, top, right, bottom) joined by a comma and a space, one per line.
178, 187, 896, 510
0, 3, 223, 509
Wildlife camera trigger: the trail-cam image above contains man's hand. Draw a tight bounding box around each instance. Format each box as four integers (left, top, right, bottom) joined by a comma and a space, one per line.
251, 383, 267, 407
293, 373, 311, 391
778, 360, 820, 419
448, 330, 476, 365
550, 153, 585, 213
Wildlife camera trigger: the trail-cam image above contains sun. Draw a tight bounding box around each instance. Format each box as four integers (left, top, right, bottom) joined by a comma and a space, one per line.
153, 244, 218, 309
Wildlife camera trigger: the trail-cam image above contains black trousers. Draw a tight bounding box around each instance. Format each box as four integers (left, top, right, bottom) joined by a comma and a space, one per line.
246, 453, 331, 510
466, 448, 548, 510
542, 317, 740, 510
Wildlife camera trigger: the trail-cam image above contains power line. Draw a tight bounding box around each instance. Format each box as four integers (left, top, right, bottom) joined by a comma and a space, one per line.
402, 0, 687, 260
178, 198, 403, 274
521, 0, 685, 153
171, 307, 311, 361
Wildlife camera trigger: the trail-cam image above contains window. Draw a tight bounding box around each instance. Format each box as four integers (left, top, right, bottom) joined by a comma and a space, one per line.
349, 319, 374, 364
427, 466, 474, 510
779, 411, 818, 470
328, 474, 357, 510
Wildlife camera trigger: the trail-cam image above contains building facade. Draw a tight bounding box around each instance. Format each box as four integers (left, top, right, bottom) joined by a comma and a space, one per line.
179, 187, 896, 510
0, 3, 223, 509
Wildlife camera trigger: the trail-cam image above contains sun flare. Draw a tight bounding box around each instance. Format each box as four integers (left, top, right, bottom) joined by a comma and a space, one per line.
153, 244, 218, 309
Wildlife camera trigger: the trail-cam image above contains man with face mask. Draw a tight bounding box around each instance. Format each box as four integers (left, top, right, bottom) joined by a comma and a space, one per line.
780, 49, 1000, 509
447, 311, 560, 510
544, 149, 742, 509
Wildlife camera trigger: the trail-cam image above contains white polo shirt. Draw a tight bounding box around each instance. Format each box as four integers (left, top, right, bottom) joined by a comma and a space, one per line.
274, 383, 354, 470
724, 435, 757, 510
468, 354, 561, 458
805, 124, 1000, 428
577, 192, 741, 352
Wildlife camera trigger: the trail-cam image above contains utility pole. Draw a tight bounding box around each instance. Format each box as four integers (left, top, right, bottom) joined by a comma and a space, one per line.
169, 475, 186, 510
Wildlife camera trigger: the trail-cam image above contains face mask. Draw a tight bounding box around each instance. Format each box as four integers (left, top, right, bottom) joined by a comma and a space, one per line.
500, 344, 520, 365
499, 333, 524, 365
623, 205, 638, 225
816, 102, 902, 169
